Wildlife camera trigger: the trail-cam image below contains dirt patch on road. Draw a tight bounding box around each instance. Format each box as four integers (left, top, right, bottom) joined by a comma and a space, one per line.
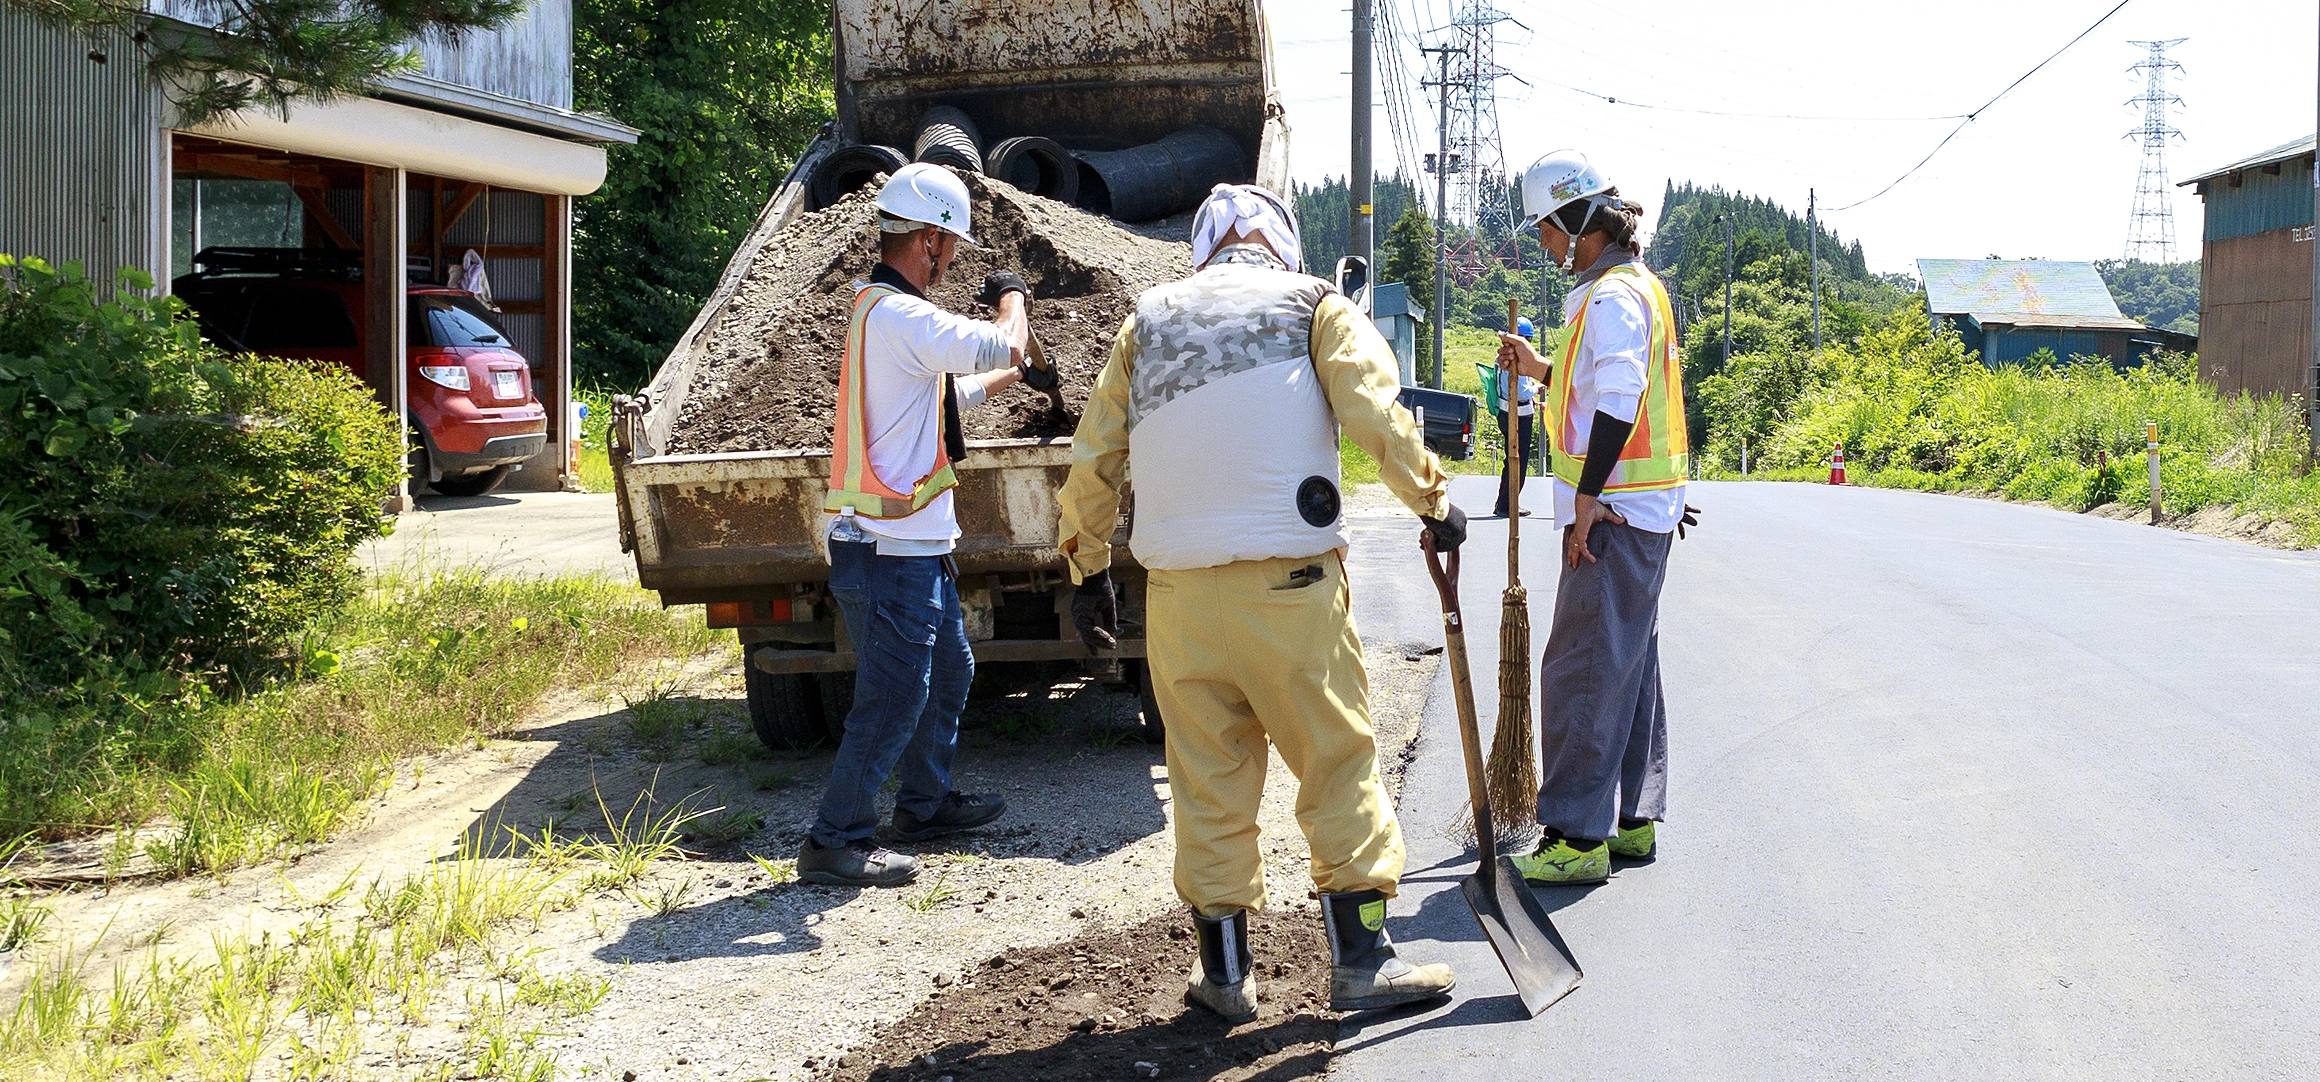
816, 913, 1334, 1082
2086, 500, 2311, 547
663, 172, 1192, 455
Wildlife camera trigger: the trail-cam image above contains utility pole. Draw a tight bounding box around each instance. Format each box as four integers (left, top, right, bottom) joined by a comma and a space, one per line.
1809, 188, 1822, 360
2311, 20, 2319, 462
1716, 212, 1735, 363
1422, 44, 1462, 390
1351, 0, 1375, 302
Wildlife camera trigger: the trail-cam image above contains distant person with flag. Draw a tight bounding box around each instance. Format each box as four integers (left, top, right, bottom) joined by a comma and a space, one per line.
1495, 150, 1700, 885
1492, 314, 1540, 519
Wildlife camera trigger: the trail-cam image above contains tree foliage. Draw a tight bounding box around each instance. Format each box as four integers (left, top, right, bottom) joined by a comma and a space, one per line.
571, 0, 834, 389
5, 0, 526, 124
2096, 258, 2200, 334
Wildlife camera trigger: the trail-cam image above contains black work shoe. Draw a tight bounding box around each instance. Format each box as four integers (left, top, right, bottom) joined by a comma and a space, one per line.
887, 791, 1007, 843
796, 838, 918, 888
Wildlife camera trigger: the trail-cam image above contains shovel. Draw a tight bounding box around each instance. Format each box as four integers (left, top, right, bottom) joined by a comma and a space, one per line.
1420, 532, 1583, 1017
1024, 332, 1071, 416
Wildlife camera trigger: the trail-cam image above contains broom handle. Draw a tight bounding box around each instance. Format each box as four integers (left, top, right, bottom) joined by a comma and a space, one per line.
1506, 298, 1522, 582
1422, 536, 1500, 880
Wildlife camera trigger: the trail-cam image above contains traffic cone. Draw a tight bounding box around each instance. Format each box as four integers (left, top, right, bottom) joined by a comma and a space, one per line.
1829, 444, 1848, 485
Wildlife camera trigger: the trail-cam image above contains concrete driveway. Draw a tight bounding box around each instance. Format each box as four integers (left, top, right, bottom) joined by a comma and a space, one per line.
1333, 477, 2320, 1080
360, 490, 631, 579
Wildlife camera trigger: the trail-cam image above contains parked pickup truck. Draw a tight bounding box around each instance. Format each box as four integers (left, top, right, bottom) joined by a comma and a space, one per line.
1397, 385, 1478, 462
611, 0, 1287, 751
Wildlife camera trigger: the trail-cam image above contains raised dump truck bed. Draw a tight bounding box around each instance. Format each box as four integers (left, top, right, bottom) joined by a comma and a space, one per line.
611, 0, 1285, 749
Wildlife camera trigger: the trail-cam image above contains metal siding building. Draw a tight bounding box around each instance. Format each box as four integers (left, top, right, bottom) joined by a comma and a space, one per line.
0, 10, 169, 287
1916, 259, 2179, 367
2184, 135, 2314, 398
2, 4, 635, 499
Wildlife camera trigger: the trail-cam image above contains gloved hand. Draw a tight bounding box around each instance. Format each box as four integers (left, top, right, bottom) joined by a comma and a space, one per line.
1021, 360, 1059, 392
1072, 569, 1118, 654
979, 271, 1032, 308
1676, 503, 1701, 540
1420, 504, 1467, 553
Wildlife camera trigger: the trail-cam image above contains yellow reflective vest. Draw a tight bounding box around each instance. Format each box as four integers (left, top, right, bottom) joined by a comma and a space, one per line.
1548, 264, 1690, 493
823, 283, 960, 518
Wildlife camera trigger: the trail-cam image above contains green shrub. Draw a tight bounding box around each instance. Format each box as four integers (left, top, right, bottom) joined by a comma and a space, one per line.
1, 256, 404, 815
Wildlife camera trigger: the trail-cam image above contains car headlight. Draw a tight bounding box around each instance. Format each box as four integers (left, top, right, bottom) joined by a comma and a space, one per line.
418, 365, 471, 391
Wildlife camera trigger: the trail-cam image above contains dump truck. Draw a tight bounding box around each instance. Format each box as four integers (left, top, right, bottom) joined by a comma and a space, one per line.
611, 0, 1288, 751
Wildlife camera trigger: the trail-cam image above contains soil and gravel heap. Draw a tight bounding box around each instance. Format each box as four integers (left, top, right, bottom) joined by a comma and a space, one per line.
663, 171, 1194, 454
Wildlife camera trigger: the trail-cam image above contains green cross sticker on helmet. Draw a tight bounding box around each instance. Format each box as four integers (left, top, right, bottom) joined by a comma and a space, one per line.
877, 162, 979, 247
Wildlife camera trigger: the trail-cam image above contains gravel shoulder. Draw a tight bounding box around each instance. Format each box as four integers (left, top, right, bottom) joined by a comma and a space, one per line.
11, 489, 1444, 1080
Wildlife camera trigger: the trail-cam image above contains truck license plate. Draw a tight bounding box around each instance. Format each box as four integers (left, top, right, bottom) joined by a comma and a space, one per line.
492, 371, 520, 398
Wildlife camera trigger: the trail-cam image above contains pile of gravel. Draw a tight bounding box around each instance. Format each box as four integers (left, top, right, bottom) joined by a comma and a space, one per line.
662, 171, 1193, 455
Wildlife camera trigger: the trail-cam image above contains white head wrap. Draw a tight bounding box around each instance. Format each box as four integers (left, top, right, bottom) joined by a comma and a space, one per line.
1189, 183, 1302, 272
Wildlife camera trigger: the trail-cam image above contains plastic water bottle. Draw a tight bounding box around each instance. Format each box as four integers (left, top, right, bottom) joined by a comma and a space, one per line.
828, 506, 869, 544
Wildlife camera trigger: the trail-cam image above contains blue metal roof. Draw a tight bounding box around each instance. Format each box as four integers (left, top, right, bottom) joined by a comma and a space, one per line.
1915, 259, 2140, 327
1370, 281, 1423, 321
2182, 135, 2314, 242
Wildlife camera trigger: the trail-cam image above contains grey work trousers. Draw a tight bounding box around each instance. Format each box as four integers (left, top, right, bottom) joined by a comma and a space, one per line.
1534, 520, 1672, 841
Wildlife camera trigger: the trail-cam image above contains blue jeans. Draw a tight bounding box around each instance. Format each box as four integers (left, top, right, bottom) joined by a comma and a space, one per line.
810, 541, 974, 848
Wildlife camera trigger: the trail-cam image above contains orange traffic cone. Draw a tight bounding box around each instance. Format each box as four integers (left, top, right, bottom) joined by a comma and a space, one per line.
1829, 444, 1848, 485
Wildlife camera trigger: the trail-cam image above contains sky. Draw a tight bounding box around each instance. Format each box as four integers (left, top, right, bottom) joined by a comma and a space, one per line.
1269, 0, 2317, 275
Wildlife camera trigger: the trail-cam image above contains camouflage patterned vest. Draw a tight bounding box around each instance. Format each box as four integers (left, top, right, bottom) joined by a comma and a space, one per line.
1124, 245, 1346, 571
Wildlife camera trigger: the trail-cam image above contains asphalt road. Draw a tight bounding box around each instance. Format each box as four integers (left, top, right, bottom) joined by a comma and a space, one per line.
360, 490, 628, 578
1333, 477, 2320, 1080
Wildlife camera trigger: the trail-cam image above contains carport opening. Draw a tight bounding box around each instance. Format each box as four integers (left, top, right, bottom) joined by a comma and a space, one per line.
170, 134, 572, 500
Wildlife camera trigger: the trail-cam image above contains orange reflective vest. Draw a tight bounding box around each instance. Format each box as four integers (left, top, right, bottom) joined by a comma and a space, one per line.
823, 283, 960, 518
1548, 264, 1690, 492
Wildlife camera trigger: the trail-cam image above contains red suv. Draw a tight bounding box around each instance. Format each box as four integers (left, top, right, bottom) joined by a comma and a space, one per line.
173, 248, 549, 496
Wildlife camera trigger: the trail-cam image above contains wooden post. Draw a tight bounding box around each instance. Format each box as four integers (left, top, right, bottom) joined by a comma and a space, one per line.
545, 193, 576, 490
365, 166, 411, 512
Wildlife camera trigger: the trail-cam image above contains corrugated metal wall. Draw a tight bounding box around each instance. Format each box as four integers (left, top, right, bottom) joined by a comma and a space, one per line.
0, 9, 165, 286
2201, 155, 2313, 243
416, 0, 573, 110
2200, 229, 2310, 397
434, 189, 548, 366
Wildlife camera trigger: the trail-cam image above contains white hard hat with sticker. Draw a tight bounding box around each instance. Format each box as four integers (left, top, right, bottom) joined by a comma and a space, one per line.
876, 162, 978, 247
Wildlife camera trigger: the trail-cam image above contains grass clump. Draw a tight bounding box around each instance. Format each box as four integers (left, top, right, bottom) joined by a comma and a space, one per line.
1697, 305, 2320, 544
2, 570, 721, 876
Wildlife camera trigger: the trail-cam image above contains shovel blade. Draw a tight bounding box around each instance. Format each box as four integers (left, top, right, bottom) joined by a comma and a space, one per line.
1460, 857, 1582, 1017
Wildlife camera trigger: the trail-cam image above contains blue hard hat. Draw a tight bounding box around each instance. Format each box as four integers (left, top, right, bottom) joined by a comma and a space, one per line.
1516, 316, 1535, 337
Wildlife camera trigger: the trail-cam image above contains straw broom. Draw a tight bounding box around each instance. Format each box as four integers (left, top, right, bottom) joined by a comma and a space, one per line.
1487, 297, 1539, 850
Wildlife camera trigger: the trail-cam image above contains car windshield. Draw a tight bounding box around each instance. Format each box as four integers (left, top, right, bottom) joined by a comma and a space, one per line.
410, 295, 512, 349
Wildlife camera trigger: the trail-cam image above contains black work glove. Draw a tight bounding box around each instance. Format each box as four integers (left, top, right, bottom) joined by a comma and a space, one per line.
978, 271, 1031, 308
1021, 360, 1059, 392
1420, 504, 1467, 553
1072, 569, 1118, 654
1677, 503, 1701, 540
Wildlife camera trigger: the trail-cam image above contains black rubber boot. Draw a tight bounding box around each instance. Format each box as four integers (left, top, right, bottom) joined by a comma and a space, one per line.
1185, 909, 1258, 1023
1322, 889, 1455, 1012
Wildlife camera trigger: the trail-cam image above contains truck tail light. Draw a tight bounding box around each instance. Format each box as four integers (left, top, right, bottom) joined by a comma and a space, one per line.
705, 598, 814, 628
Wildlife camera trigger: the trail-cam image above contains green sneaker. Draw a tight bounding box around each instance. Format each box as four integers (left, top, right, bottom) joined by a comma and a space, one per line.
1610, 819, 1656, 861
1511, 836, 1610, 885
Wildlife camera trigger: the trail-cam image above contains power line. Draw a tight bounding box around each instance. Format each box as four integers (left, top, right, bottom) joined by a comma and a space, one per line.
1828, 0, 2134, 212
1527, 75, 1969, 122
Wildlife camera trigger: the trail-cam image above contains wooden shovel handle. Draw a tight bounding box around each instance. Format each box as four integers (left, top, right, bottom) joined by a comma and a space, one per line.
1422, 533, 1500, 870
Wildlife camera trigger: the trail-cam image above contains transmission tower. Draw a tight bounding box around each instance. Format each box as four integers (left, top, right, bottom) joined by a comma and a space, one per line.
1440, 1, 1522, 243
2124, 38, 2187, 263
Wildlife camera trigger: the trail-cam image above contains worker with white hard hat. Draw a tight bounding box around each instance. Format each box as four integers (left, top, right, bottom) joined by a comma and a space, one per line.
1056, 182, 1463, 1020
799, 163, 1059, 888
1496, 150, 1701, 886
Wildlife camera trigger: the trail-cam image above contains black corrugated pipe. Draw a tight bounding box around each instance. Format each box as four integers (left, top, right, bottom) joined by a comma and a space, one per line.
986, 136, 1080, 204
1070, 126, 1249, 223
807, 145, 909, 211
912, 106, 985, 173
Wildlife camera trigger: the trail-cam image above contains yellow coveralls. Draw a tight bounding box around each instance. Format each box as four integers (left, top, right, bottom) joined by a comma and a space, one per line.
1057, 295, 1450, 917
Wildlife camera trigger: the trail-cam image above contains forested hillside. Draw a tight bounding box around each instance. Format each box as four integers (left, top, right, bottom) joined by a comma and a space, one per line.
2096, 259, 2200, 334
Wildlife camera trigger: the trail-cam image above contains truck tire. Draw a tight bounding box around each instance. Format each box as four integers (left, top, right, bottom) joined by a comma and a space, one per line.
1133, 660, 1166, 744
747, 664, 829, 751
815, 670, 855, 730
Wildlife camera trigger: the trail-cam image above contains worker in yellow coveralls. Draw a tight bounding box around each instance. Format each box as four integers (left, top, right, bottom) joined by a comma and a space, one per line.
1055, 184, 1468, 1021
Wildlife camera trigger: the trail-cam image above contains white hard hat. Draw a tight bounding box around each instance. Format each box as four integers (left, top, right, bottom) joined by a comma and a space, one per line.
1518, 150, 1612, 232
876, 162, 978, 246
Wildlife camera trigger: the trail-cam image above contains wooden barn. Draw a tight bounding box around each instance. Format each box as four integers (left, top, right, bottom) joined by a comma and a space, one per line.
1917, 259, 2192, 367
2182, 135, 2313, 399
